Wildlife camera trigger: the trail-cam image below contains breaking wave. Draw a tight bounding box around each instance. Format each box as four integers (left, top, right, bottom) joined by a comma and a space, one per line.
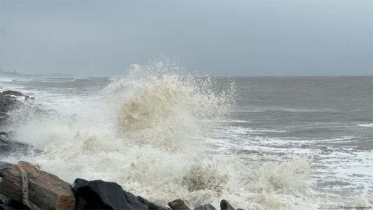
3, 59, 321, 209
110, 61, 234, 150
358, 123, 373, 128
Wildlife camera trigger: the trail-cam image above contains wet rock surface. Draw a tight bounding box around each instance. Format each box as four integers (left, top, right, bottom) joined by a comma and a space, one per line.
0, 197, 30, 210
72, 178, 169, 210
0, 134, 32, 157
0, 161, 14, 176
0, 93, 22, 127
0, 89, 43, 123
220, 200, 236, 210
0, 90, 45, 156
168, 199, 191, 210
0, 161, 240, 210
0, 162, 75, 210
194, 204, 217, 210
0, 90, 35, 128
0, 91, 24, 97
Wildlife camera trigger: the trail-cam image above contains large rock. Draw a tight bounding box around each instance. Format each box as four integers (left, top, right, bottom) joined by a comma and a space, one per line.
0, 90, 50, 130
220, 200, 235, 210
0, 90, 38, 127
0, 91, 34, 101
0, 133, 31, 157
72, 178, 169, 210
0, 90, 41, 156
0, 162, 15, 177
0, 194, 8, 204
0, 196, 30, 210
0, 161, 75, 210
168, 199, 190, 210
194, 204, 216, 210
0, 94, 22, 126
0, 91, 24, 97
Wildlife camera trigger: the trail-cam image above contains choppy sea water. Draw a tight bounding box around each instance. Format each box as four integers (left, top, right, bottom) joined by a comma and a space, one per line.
0, 64, 372, 209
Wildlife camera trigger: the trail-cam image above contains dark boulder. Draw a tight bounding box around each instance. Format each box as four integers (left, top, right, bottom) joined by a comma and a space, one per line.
0, 90, 46, 156
0, 94, 21, 126
0, 91, 34, 102
168, 199, 190, 210
0, 162, 14, 177
0, 90, 51, 129
72, 178, 168, 210
220, 200, 235, 210
0, 204, 18, 210
0, 90, 29, 128
0, 194, 7, 204
0, 199, 30, 210
0, 91, 23, 97
194, 204, 217, 210
0, 193, 30, 210
0, 135, 31, 157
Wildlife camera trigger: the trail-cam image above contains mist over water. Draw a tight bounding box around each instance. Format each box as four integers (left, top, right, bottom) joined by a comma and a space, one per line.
0, 60, 372, 209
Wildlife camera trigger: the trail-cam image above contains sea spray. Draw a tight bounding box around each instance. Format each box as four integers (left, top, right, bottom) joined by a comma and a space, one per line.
182, 163, 229, 195
2, 59, 320, 210
112, 60, 234, 151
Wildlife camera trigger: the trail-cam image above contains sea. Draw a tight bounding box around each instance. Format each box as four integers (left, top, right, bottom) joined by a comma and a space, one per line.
0, 62, 372, 210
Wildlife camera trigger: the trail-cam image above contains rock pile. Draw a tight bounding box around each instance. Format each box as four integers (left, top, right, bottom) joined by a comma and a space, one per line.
0, 90, 25, 127
0, 133, 31, 157
0, 91, 32, 157
0, 161, 240, 210
0, 90, 43, 157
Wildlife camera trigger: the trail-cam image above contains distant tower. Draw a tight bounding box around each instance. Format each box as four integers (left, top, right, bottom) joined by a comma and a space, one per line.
14, 69, 17, 73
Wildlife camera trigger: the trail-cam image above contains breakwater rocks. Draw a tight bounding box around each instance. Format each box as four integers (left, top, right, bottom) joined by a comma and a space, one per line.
0, 132, 31, 157
0, 90, 35, 156
0, 90, 52, 157
0, 161, 240, 210
0, 90, 44, 125
0, 90, 25, 126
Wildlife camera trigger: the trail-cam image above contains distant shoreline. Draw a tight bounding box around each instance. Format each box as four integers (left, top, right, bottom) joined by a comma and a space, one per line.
0, 68, 371, 79
0, 69, 73, 78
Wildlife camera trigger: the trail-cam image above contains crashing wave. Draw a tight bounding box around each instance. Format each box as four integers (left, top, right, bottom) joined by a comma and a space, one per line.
2, 58, 323, 210
108, 60, 234, 150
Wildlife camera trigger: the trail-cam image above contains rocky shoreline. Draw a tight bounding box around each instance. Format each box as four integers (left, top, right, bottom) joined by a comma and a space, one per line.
0, 90, 240, 210
0, 90, 35, 157
0, 161, 238, 210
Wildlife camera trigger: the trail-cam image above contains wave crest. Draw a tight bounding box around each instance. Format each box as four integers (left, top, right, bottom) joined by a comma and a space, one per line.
113, 60, 234, 150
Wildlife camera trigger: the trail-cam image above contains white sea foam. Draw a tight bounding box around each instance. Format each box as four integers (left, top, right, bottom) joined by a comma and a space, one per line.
3, 59, 332, 209
358, 123, 373, 128
0, 77, 15, 82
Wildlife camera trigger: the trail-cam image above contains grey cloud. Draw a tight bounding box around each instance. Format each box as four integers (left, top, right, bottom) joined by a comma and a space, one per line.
0, 0, 372, 76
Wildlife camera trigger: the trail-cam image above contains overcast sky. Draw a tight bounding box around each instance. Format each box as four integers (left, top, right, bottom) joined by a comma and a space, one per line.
0, 0, 372, 77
